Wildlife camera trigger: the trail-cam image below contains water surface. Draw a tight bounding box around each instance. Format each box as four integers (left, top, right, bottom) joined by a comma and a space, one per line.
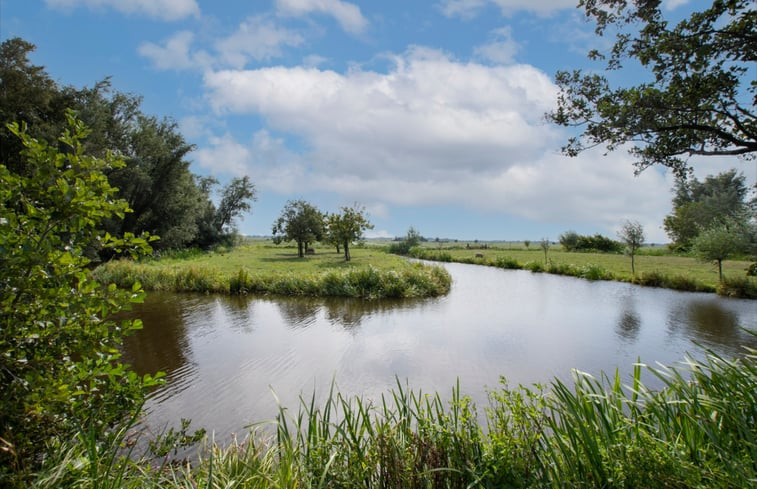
123, 262, 756, 437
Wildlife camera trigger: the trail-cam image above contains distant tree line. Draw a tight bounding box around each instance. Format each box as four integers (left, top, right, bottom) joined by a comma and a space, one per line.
0, 37, 256, 254
558, 231, 622, 253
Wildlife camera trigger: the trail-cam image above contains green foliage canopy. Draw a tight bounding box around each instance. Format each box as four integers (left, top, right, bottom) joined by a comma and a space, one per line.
692, 219, 751, 281
617, 219, 645, 275
0, 115, 161, 483
663, 169, 752, 249
272, 200, 326, 257
548, 0, 756, 175
327, 205, 373, 261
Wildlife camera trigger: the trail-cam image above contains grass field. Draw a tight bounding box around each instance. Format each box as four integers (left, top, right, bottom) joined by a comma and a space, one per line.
94, 241, 452, 299
402, 241, 755, 297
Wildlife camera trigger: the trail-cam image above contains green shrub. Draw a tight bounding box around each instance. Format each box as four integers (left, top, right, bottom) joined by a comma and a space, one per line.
524, 261, 544, 272
717, 276, 757, 299
494, 256, 521, 269
0, 116, 161, 486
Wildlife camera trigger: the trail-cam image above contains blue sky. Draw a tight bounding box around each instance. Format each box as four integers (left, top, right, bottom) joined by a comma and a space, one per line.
1, 0, 745, 243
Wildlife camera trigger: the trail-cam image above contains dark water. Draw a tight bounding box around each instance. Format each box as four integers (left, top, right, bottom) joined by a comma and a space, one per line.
123, 262, 756, 438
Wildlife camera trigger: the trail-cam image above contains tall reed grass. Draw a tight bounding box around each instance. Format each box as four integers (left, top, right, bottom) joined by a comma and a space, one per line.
30, 346, 756, 488
93, 260, 452, 299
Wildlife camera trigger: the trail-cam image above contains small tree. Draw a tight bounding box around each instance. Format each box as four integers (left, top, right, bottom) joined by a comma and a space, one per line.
692, 221, 749, 282
272, 200, 325, 257
618, 220, 645, 276
559, 230, 579, 251
215, 175, 257, 233
540, 238, 550, 264
524, 239, 531, 249
327, 204, 373, 261
0, 115, 160, 481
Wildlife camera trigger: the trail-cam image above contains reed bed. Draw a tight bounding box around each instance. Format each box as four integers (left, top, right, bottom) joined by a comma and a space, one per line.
29, 346, 756, 488
92, 260, 452, 299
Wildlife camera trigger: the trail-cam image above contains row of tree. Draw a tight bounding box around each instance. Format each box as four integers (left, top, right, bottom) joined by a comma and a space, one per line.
272, 200, 373, 261
1, 37, 256, 253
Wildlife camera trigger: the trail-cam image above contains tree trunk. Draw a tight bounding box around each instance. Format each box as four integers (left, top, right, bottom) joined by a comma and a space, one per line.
718, 259, 723, 282
343, 241, 350, 261
631, 254, 635, 276
297, 240, 304, 257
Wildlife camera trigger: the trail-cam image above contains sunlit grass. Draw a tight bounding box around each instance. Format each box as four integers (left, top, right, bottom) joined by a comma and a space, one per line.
93, 241, 451, 299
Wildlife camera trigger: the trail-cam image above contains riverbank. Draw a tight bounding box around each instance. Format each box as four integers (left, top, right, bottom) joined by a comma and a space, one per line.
29, 348, 757, 488
404, 245, 756, 299
93, 243, 452, 299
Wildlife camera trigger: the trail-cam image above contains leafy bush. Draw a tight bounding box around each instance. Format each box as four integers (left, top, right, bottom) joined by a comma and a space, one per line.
717, 276, 757, 299
0, 115, 161, 486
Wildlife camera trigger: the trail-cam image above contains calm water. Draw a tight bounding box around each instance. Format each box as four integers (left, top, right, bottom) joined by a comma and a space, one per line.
123, 262, 756, 437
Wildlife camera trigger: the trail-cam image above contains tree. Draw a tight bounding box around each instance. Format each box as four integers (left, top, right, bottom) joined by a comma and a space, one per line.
272, 200, 325, 257
692, 220, 750, 281
215, 176, 257, 233
524, 239, 531, 249
540, 238, 551, 263
559, 230, 579, 251
664, 169, 751, 249
618, 220, 645, 275
0, 115, 160, 483
327, 205, 373, 261
547, 1, 756, 176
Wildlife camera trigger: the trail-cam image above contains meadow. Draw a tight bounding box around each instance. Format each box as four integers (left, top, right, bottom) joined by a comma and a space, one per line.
93, 241, 451, 299
405, 242, 756, 298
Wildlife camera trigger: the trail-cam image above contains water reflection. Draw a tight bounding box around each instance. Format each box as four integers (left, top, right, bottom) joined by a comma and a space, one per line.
122, 263, 756, 438
666, 298, 756, 354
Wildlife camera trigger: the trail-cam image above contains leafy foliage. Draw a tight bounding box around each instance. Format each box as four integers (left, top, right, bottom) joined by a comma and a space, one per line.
272, 200, 326, 257
0, 115, 161, 485
548, 0, 756, 175
326, 204, 373, 261
559, 230, 621, 252
692, 219, 752, 281
664, 169, 752, 250
0, 37, 256, 252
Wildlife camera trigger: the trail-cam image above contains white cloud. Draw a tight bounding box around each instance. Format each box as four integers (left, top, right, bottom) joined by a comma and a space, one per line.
45, 0, 199, 21
439, 0, 575, 18
276, 0, 368, 34
216, 15, 305, 68
474, 26, 519, 64
664, 0, 691, 10
138, 31, 212, 70
197, 46, 676, 241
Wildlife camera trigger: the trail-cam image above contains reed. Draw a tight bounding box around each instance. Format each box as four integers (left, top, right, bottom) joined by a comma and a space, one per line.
30, 347, 756, 488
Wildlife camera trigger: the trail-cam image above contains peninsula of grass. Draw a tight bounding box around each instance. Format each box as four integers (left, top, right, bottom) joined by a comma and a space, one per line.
94, 241, 452, 299
403, 243, 756, 298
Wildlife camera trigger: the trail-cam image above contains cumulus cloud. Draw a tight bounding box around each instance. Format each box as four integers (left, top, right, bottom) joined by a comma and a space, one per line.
195, 46, 674, 240
138, 31, 213, 70
439, 0, 575, 18
45, 0, 199, 21
276, 0, 368, 34
474, 26, 519, 64
216, 15, 305, 67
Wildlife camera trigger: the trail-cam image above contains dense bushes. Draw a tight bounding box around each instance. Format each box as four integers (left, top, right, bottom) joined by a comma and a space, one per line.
0, 116, 160, 486
559, 230, 622, 253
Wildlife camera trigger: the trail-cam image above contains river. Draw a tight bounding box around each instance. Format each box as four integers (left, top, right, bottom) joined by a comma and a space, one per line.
122, 261, 756, 438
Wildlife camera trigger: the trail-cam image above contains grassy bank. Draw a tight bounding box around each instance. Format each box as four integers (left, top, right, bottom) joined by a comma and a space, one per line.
404, 245, 756, 298
31, 347, 756, 488
93, 242, 451, 299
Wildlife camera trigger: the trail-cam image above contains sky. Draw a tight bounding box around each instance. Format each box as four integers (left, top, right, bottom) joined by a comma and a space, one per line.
1, 0, 753, 243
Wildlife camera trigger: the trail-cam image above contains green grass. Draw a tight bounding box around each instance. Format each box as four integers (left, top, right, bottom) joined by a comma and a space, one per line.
30, 346, 757, 488
93, 241, 452, 299
406, 244, 755, 298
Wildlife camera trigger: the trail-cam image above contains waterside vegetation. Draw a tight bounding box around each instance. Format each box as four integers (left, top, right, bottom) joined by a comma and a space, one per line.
29, 347, 757, 488
94, 243, 451, 299
400, 243, 756, 299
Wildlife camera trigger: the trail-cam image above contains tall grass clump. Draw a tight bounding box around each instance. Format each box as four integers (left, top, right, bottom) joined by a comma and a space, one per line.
96, 259, 451, 299
494, 256, 522, 270
717, 276, 757, 299
29, 347, 757, 488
